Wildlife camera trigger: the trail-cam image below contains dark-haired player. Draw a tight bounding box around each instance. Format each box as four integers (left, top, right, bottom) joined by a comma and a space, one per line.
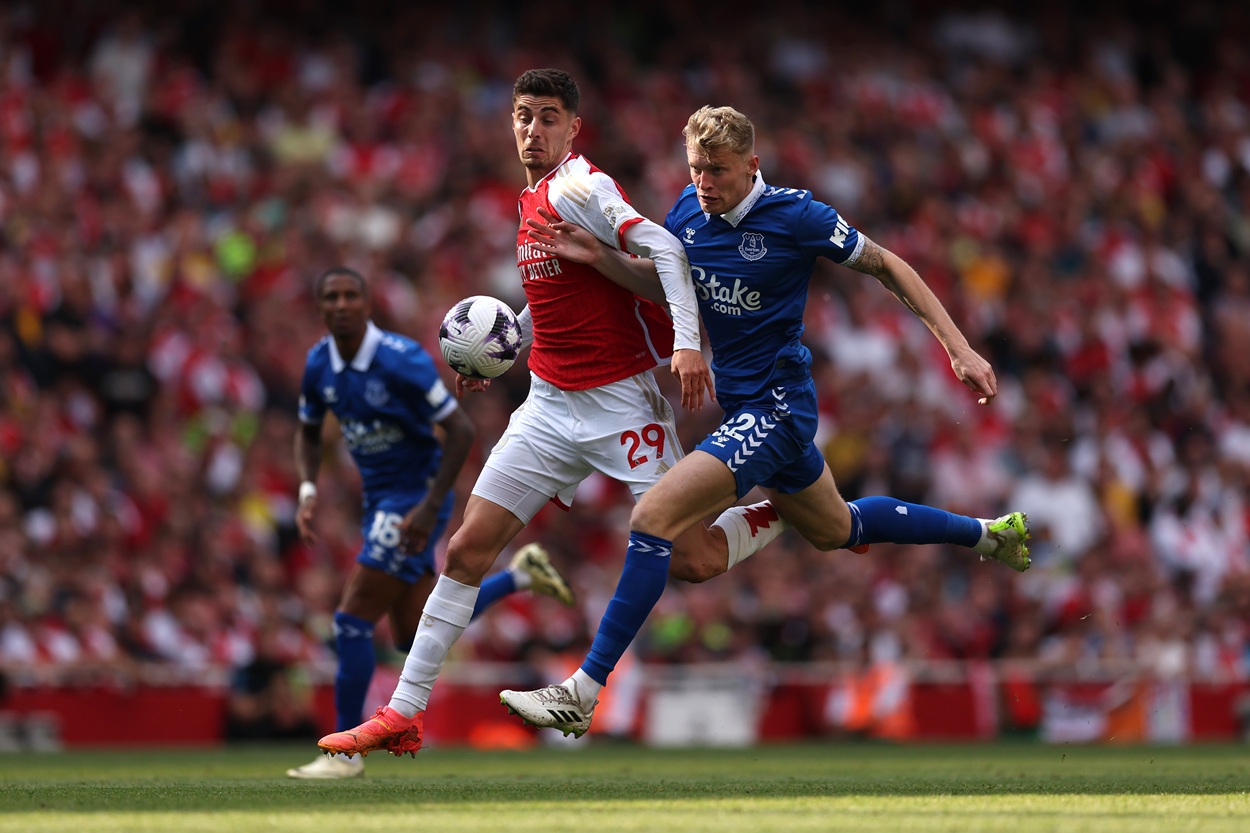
286, 267, 573, 778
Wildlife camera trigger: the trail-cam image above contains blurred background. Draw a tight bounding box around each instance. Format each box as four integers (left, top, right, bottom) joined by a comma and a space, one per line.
1, 0, 1248, 750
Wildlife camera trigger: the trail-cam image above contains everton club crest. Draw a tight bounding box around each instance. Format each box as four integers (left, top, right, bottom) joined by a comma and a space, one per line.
738, 232, 767, 261
364, 379, 390, 407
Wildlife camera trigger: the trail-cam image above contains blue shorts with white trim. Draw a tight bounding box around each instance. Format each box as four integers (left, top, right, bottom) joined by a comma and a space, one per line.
694, 378, 825, 499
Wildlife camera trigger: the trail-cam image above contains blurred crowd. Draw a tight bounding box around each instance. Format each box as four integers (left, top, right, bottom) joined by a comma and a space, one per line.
1, 0, 1249, 705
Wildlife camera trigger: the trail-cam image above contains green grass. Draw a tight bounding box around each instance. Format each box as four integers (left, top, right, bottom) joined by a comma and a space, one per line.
0, 742, 1247, 832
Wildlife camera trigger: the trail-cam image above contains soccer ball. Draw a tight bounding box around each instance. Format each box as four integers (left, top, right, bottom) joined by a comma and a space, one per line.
438, 295, 523, 379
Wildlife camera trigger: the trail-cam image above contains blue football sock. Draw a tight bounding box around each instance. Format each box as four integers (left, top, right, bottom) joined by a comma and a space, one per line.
470, 570, 517, 618
846, 496, 981, 549
332, 611, 375, 732
581, 531, 672, 685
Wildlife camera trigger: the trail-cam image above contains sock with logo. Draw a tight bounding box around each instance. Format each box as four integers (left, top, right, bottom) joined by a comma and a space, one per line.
711, 500, 789, 570
580, 531, 672, 685
845, 496, 982, 549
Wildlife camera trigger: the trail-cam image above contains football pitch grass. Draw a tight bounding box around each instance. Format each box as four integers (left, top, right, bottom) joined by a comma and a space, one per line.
0, 742, 1247, 833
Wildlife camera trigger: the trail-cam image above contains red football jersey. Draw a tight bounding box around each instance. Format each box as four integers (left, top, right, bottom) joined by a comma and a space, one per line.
517, 153, 674, 391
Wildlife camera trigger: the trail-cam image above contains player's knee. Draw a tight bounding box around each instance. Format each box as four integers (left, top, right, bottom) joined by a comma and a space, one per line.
444, 535, 499, 582
629, 495, 679, 540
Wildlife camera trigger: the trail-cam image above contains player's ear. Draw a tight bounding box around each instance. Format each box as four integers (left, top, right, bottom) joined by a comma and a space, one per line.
748, 154, 760, 176
569, 115, 581, 141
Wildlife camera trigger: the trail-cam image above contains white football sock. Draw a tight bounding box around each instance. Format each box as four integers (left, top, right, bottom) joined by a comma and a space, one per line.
973, 519, 994, 555
389, 575, 478, 717
510, 565, 533, 590
711, 501, 790, 569
564, 668, 602, 710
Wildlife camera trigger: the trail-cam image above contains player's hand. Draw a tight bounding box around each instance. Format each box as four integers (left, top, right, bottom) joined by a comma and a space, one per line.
949, 345, 998, 405
671, 348, 714, 410
399, 501, 438, 554
296, 495, 317, 544
456, 374, 491, 397
525, 207, 604, 266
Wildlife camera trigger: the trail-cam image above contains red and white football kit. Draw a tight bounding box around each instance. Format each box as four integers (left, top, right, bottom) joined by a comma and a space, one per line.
473, 153, 702, 522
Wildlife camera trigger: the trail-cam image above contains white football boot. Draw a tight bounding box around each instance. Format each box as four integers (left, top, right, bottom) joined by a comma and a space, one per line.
285, 753, 364, 779
500, 682, 597, 737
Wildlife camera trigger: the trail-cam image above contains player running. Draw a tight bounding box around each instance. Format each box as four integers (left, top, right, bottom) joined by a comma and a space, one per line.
500, 105, 1030, 737
315, 71, 795, 761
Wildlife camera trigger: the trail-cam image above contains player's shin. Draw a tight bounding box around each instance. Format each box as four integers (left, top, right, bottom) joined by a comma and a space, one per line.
389, 575, 478, 717
846, 497, 981, 548
577, 531, 672, 707
332, 612, 376, 730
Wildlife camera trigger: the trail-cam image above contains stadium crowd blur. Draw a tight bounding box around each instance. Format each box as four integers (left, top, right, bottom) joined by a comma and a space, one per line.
1, 0, 1249, 718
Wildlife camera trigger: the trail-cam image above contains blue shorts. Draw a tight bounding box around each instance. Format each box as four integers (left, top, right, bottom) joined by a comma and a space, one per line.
695, 378, 825, 499
356, 489, 454, 582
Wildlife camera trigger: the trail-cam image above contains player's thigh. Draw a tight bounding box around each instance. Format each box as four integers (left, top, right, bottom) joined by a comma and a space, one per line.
764, 462, 852, 550
389, 571, 437, 649
443, 493, 528, 584
476, 383, 595, 515
632, 450, 739, 541
338, 563, 407, 622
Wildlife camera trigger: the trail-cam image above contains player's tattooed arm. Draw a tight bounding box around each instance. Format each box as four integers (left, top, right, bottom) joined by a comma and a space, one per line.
849, 236, 923, 318
848, 237, 888, 277
847, 233, 999, 404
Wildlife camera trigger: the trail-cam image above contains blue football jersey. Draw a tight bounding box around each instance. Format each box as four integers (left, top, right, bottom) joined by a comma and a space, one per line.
664, 174, 864, 402
298, 321, 458, 495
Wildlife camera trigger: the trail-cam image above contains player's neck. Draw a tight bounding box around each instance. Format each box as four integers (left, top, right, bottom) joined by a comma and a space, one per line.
524, 168, 547, 189
333, 332, 365, 362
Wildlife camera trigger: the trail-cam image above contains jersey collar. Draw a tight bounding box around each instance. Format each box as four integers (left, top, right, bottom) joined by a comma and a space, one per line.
328, 320, 383, 373
528, 152, 576, 191
713, 173, 767, 227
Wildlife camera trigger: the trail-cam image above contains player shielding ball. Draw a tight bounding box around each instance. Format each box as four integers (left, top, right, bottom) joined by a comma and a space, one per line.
316, 70, 797, 760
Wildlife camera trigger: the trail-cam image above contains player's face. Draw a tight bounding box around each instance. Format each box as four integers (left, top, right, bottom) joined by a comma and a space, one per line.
318, 274, 369, 339
687, 145, 759, 215
513, 95, 580, 178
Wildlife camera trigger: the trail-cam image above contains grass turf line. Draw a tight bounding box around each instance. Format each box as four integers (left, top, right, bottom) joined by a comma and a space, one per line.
0, 743, 1246, 833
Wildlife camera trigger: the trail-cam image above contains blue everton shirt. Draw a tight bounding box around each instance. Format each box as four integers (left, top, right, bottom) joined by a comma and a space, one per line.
664, 174, 864, 402
299, 321, 458, 495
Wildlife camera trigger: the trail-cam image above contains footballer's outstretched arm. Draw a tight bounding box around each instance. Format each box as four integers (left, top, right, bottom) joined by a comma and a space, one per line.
543, 173, 701, 354
847, 235, 997, 403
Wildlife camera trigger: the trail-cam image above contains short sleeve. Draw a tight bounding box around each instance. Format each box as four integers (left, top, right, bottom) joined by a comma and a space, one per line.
400, 349, 458, 423
795, 198, 865, 266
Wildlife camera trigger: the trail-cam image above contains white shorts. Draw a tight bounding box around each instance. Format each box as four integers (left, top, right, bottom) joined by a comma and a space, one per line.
472, 371, 684, 523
